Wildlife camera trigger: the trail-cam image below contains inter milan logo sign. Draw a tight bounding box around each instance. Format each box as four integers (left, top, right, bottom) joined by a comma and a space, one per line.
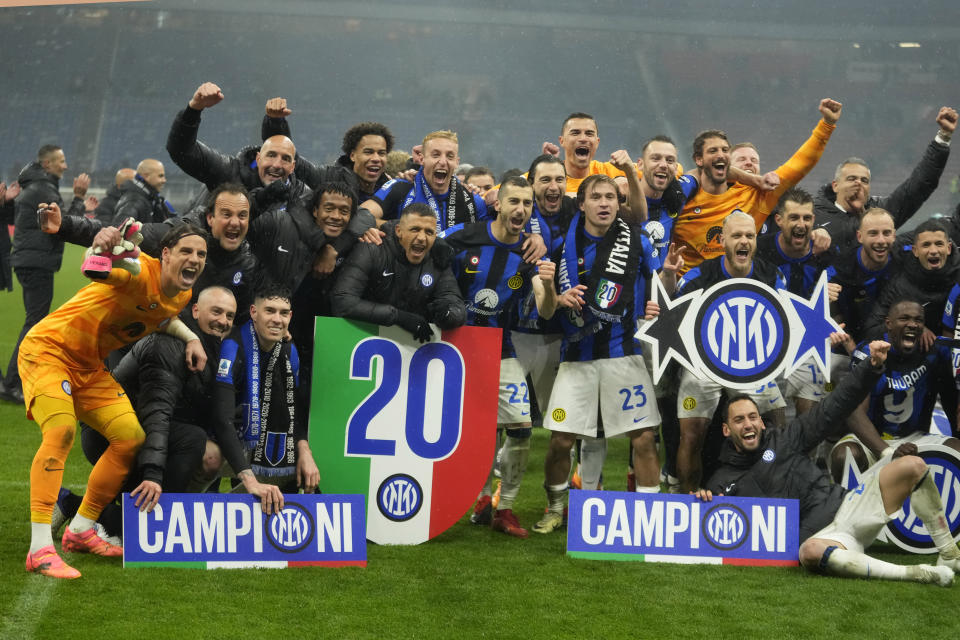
637, 273, 839, 389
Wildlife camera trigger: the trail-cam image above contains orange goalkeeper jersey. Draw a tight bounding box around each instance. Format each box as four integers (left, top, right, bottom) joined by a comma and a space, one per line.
21, 254, 192, 369
673, 119, 835, 273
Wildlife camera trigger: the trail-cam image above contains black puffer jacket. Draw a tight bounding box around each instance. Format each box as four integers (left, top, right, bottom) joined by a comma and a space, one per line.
112, 314, 222, 484
11, 162, 84, 271
705, 356, 883, 542
330, 229, 465, 329
813, 138, 950, 253
862, 243, 960, 339
112, 174, 175, 225
0, 199, 14, 290
92, 183, 123, 224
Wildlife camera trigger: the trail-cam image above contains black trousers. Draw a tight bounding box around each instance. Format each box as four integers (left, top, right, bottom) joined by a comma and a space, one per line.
5, 267, 54, 389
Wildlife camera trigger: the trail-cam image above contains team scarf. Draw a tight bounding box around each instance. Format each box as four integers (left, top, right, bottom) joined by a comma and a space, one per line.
403, 169, 476, 232
241, 320, 297, 478
558, 213, 640, 323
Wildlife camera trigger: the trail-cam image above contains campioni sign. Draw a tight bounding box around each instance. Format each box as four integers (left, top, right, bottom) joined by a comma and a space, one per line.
311, 319, 501, 545
637, 273, 838, 389
122, 493, 366, 568
567, 491, 799, 566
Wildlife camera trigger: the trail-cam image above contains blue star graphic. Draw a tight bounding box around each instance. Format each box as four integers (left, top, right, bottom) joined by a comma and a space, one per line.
781, 273, 840, 377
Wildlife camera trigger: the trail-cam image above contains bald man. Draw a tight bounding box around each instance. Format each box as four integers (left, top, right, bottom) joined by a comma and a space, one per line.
92, 167, 135, 224
112, 159, 175, 225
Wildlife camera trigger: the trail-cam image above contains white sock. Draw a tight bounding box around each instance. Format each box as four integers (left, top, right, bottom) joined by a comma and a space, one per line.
823, 547, 909, 581
30, 523, 54, 553
546, 483, 568, 513
635, 484, 660, 493
477, 461, 495, 499
68, 513, 96, 534
910, 471, 960, 559
580, 436, 607, 490
497, 436, 530, 511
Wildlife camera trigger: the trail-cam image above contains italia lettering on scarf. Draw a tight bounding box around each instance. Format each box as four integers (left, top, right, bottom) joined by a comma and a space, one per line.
241, 321, 297, 478
559, 213, 640, 323
403, 169, 476, 232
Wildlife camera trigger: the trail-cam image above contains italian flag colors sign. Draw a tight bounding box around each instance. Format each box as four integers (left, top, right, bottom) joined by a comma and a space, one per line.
311, 318, 501, 545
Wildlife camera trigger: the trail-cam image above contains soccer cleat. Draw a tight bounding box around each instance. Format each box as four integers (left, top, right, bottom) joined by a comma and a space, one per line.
470, 495, 492, 525
912, 564, 954, 587
532, 510, 565, 535
50, 488, 73, 538
936, 554, 960, 574
62, 526, 123, 557
491, 509, 528, 539
491, 480, 501, 509
25, 545, 81, 579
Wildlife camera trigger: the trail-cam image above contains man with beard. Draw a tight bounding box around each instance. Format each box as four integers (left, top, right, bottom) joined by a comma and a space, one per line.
865, 219, 959, 342
442, 177, 558, 538
831, 208, 897, 347
698, 340, 960, 586
362, 130, 489, 233
673, 211, 788, 492
814, 106, 957, 254
261, 98, 394, 202
330, 202, 464, 339
637, 136, 699, 271
204, 285, 319, 509
756, 188, 838, 415
23, 222, 208, 578
535, 175, 666, 534
673, 98, 842, 273
830, 300, 960, 483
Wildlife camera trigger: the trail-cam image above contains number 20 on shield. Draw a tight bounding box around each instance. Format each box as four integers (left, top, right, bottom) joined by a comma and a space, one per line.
345, 337, 466, 461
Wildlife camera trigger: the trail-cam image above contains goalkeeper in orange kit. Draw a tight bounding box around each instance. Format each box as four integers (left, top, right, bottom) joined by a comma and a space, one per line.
23, 204, 209, 579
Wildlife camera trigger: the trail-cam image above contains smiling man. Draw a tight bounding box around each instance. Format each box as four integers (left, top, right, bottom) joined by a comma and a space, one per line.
23, 221, 209, 578
361, 130, 488, 231
830, 299, 960, 483
700, 339, 960, 586
330, 202, 465, 340
442, 177, 558, 537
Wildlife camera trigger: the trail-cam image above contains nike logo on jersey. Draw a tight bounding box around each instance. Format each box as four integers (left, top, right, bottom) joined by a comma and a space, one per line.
633, 416, 647, 423
277, 246, 289, 253
382, 270, 394, 277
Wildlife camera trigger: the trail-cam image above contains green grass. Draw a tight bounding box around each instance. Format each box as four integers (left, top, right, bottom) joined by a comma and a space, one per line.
0, 245, 955, 639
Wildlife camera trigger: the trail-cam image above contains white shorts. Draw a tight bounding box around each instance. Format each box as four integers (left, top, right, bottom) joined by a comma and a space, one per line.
511, 330, 562, 412
497, 357, 531, 424
809, 469, 902, 553
781, 356, 827, 402
831, 431, 956, 468
543, 355, 661, 438
676, 369, 786, 419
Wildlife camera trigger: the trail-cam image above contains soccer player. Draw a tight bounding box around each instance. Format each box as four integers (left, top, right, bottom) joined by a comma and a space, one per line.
672, 98, 841, 273
542, 112, 628, 196
700, 340, 960, 586
637, 136, 699, 270
673, 211, 788, 492
755, 187, 838, 415
24, 218, 208, 579
534, 175, 664, 534
813, 106, 957, 253
361, 130, 488, 231
442, 176, 558, 537
204, 284, 319, 505
830, 300, 960, 483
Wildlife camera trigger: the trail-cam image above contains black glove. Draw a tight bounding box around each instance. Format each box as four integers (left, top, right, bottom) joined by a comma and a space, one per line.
659, 177, 686, 216
396, 311, 433, 343
431, 236, 454, 270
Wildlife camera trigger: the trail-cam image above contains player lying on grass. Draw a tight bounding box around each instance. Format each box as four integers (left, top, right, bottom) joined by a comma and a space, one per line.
696, 336, 960, 586
24, 210, 208, 579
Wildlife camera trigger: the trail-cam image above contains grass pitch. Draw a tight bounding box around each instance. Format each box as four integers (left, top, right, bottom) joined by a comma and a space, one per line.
0, 245, 955, 639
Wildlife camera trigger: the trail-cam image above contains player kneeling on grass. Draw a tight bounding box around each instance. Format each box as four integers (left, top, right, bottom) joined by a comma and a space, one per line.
535, 175, 675, 534
197, 284, 319, 512
24, 214, 208, 579
697, 337, 960, 586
